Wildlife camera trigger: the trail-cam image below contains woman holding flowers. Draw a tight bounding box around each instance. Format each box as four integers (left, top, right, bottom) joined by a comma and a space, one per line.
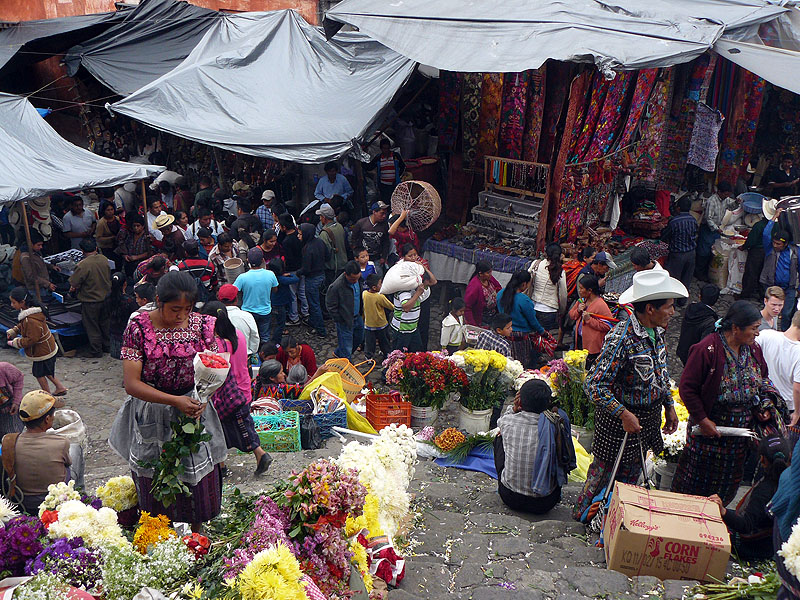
672, 300, 787, 504
110, 271, 227, 531
568, 274, 612, 369
497, 270, 545, 368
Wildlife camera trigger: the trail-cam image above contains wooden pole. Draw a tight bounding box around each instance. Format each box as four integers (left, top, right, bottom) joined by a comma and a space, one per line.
140, 179, 148, 215
20, 201, 42, 306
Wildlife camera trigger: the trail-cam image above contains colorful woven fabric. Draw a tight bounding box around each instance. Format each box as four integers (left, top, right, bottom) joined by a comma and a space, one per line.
687, 102, 724, 172
585, 71, 634, 160
718, 69, 765, 187
539, 61, 572, 163
755, 86, 800, 156
461, 73, 483, 167
522, 66, 546, 163
476, 73, 504, 166
616, 69, 658, 148
437, 71, 462, 152
498, 71, 530, 159
636, 68, 673, 182
569, 72, 610, 161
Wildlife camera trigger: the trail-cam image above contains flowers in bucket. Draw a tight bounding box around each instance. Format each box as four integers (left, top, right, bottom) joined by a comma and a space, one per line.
222, 542, 308, 600
452, 349, 516, 411
96, 476, 138, 513
383, 350, 468, 409
46, 500, 128, 550
548, 350, 593, 428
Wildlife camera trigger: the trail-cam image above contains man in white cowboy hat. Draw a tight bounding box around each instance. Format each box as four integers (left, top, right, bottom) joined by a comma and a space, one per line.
573, 269, 686, 522
151, 213, 186, 260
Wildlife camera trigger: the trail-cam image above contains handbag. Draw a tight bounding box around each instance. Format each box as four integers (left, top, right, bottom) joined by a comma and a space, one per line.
530, 331, 557, 357
300, 415, 322, 450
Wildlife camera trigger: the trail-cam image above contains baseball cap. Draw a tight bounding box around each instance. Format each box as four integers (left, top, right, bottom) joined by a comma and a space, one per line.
217, 284, 239, 302
182, 239, 199, 254
19, 390, 64, 422
232, 181, 251, 192
247, 246, 264, 266
371, 201, 389, 213
593, 251, 618, 269
315, 204, 335, 219
261, 190, 276, 201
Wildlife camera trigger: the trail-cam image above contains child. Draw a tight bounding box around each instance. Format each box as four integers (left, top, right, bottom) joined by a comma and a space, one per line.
710, 434, 791, 560
440, 297, 466, 355
356, 248, 377, 281
362, 273, 393, 359
128, 282, 156, 325
258, 341, 279, 363
107, 272, 138, 360
268, 258, 299, 344
6, 287, 67, 396
475, 313, 513, 357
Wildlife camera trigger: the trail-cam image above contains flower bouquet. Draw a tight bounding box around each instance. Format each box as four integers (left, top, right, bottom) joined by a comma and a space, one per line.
96, 475, 139, 527
383, 350, 468, 409
547, 350, 593, 428
451, 349, 516, 411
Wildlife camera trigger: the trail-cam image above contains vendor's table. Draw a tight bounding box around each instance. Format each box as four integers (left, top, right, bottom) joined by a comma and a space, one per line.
423, 238, 532, 287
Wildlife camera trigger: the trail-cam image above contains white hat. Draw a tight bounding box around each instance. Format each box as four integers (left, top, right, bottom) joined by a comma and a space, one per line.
618, 269, 688, 305
763, 198, 779, 221
261, 190, 276, 201
123, 182, 136, 193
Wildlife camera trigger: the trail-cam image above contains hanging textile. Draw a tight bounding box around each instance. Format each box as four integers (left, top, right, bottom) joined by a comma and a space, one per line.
460, 72, 483, 167
476, 73, 504, 165
522, 66, 546, 163
543, 71, 591, 246
755, 87, 800, 156
568, 73, 610, 161
539, 61, 572, 164
437, 71, 462, 152
635, 68, 674, 183
687, 103, 724, 172
585, 71, 634, 160
616, 69, 658, 148
717, 70, 766, 187
498, 71, 530, 160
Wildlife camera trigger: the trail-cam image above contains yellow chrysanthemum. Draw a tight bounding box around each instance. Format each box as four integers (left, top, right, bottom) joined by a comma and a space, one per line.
350, 539, 373, 592
133, 512, 176, 554
233, 543, 307, 600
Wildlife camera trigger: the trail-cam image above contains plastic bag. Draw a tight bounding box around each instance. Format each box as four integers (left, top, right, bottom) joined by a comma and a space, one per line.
49, 409, 88, 488
568, 436, 591, 483
300, 415, 323, 449
193, 350, 231, 403
343, 399, 377, 434
299, 371, 346, 402
380, 261, 424, 294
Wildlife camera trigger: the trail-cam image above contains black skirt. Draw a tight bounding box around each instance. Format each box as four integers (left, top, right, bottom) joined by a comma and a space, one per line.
32, 356, 56, 378
220, 403, 261, 452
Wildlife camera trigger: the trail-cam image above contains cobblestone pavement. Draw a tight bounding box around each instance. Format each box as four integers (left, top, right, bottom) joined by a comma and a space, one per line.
0, 281, 747, 599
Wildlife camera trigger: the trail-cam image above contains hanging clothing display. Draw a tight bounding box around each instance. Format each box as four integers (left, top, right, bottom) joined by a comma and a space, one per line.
476, 73, 505, 165
636, 69, 674, 183
615, 69, 658, 148
498, 72, 530, 160
568, 73, 610, 161
687, 103, 725, 172
718, 69, 766, 187
437, 71, 463, 152
461, 73, 484, 167
754, 87, 800, 156
539, 61, 572, 164
522, 66, 546, 163
584, 71, 634, 160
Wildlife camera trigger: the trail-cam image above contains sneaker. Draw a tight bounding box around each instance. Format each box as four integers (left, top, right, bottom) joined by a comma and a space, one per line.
288, 317, 301, 325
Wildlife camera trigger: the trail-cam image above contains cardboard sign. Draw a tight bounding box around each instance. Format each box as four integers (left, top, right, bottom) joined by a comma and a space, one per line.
604, 482, 731, 582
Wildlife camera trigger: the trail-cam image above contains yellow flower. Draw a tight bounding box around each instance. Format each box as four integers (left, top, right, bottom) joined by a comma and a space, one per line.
133, 512, 176, 554
350, 539, 373, 592
232, 543, 307, 600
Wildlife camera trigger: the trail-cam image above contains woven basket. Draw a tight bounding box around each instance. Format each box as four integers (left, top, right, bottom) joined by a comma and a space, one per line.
324, 358, 376, 403
250, 411, 301, 452
312, 408, 347, 439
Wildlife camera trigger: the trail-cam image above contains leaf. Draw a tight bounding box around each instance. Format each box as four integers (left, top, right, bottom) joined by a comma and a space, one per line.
182, 422, 197, 434
288, 524, 302, 538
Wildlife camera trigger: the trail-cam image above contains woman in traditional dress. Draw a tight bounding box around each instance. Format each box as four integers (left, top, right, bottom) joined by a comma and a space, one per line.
496, 270, 545, 368
672, 300, 787, 504
568, 274, 613, 369
0, 362, 25, 437
110, 271, 227, 531
463, 261, 501, 328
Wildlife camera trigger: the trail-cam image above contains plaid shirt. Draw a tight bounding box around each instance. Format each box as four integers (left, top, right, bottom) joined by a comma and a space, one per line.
497, 409, 541, 495
256, 205, 274, 231
475, 330, 512, 357
666, 213, 698, 253
702, 193, 735, 232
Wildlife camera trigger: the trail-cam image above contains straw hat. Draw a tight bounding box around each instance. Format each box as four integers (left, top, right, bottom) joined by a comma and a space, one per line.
154, 214, 175, 229
763, 198, 780, 221
618, 269, 688, 305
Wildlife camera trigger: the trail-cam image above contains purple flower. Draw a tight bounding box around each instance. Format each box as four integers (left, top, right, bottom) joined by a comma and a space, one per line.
25, 537, 102, 589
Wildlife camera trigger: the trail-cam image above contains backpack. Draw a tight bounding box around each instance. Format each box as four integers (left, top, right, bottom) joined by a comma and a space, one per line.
181, 260, 212, 303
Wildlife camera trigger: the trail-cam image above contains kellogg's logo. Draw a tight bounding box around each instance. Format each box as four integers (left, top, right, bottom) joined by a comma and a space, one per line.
630, 519, 659, 532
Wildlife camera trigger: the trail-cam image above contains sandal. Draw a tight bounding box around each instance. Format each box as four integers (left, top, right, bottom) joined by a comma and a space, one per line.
53, 390, 68, 397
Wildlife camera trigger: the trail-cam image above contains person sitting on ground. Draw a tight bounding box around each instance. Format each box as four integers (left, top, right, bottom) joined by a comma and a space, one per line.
676, 283, 720, 365
475, 313, 513, 358
494, 379, 576, 514
0, 362, 25, 438
760, 285, 786, 332
276, 335, 318, 379
287, 364, 308, 386
440, 297, 466, 355
2, 390, 68, 515
710, 434, 790, 560
129, 282, 156, 324
253, 359, 329, 401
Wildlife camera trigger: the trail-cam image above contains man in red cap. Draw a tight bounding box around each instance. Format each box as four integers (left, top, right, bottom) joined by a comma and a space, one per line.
217, 284, 260, 358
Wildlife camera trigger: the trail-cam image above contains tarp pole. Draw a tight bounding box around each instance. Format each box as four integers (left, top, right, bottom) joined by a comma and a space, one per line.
20, 201, 42, 306
140, 179, 148, 216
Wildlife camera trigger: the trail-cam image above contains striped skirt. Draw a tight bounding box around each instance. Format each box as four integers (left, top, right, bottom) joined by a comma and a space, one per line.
132, 465, 222, 524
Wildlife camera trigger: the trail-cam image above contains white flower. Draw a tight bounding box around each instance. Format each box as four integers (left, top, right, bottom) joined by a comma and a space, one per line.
780, 517, 800, 579
47, 500, 129, 549
0, 496, 19, 525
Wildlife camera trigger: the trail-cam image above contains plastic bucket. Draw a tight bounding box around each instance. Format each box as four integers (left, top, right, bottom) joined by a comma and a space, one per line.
224, 257, 245, 283
457, 405, 492, 435
410, 405, 439, 429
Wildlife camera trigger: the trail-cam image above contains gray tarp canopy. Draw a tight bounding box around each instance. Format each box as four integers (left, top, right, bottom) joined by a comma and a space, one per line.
0, 93, 163, 203
0, 9, 129, 77
108, 10, 416, 163
64, 0, 222, 96
323, 0, 788, 77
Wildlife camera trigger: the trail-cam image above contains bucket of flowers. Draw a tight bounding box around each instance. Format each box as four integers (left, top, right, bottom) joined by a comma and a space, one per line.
383, 350, 468, 428
546, 349, 593, 430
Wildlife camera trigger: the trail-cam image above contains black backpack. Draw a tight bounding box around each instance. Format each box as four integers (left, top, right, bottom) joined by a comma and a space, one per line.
181, 260, 212, 303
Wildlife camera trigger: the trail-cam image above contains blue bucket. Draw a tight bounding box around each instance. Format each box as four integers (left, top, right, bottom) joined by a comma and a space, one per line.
738, 192, 766, 214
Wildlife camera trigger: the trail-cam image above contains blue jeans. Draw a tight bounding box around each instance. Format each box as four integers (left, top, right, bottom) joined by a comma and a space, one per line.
270, 304, 288, 344
251, 312, 271, 343
304, 274, 326, 336
781, 287, 797, 331
335, 316, 365, 359
288, 272, 307, 321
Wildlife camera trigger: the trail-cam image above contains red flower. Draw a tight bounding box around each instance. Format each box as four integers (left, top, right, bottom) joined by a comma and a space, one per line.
40, 510, 58, 529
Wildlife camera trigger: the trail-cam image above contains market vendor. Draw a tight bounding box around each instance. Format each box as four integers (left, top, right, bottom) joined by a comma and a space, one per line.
766, 153, 800, 199
495, 379, 576, 514
314, 161, 354, 213
578, 251, 616, 294
464, 261, 502, 327
497, 271, 546, 368
696, 181, 736, 282
364, 138, 405, 204
573, 269, 685, 521
351, 201, 390, 266
19, 231, 62, 298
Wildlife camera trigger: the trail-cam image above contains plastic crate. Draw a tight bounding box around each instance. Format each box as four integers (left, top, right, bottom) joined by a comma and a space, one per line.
251, 411, 301, 452
312, 408, 347, 439
365, 393, 412, 430
280, 397, 314, 415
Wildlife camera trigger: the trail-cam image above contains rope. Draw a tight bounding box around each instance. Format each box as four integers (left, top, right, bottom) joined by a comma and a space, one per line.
24, 74, 66, 98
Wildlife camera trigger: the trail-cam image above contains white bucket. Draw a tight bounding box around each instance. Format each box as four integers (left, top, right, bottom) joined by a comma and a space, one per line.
410, 405, 439, 429
458, 405, 492, 435
224, 257, 245, 283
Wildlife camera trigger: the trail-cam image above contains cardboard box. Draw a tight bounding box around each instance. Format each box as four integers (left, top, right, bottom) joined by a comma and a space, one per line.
604, 482, 731, 582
